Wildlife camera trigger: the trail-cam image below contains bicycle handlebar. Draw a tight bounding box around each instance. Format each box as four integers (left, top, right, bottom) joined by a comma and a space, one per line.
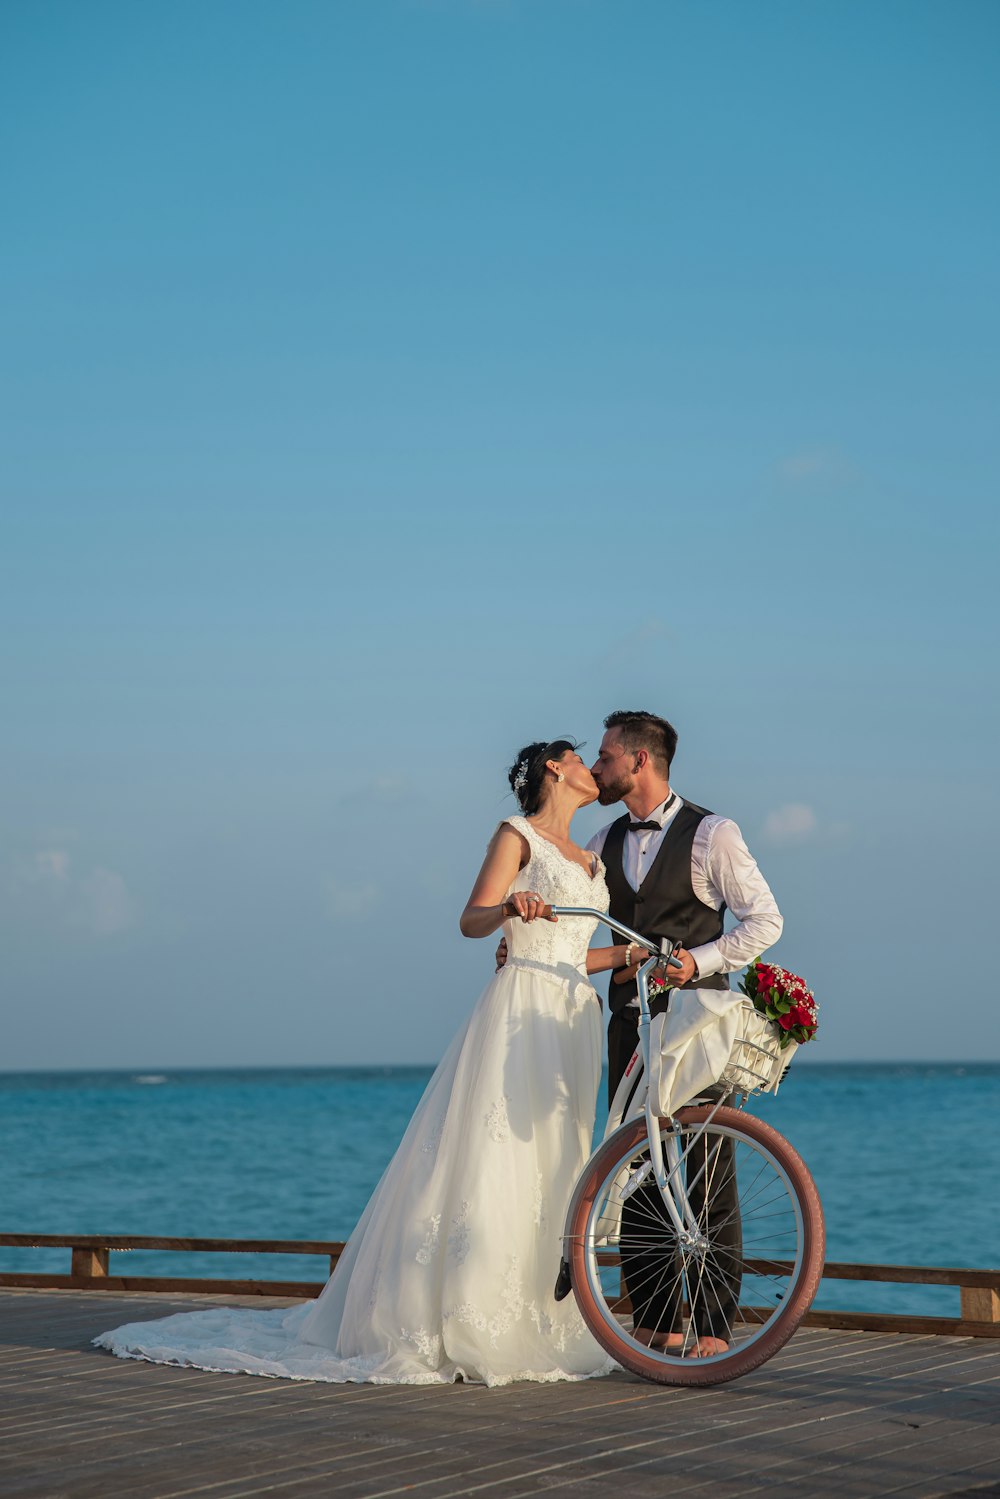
539, 904, 684, 969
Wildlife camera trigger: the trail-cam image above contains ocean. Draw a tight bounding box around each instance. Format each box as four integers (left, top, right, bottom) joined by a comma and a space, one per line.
1, 1063, 997, 1318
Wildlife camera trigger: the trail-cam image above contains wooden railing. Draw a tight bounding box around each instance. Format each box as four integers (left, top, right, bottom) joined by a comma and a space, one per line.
2, 1234, 998, 1339
0, 1235, 345, 1299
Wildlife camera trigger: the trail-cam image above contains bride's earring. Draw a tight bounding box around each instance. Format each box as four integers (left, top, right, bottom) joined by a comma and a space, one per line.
555, 772, 564, 783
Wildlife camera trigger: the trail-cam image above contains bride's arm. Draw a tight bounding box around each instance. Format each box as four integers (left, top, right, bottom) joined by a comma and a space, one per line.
460, 825, 552, 938
586, 945, 650, 975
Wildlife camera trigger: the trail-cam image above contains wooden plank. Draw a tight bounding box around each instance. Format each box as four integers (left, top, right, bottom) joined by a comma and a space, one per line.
0, 1273, 324, 1297
3, 1237, 998, 1290
784, 1260, 1000, 1290
734, 1257, 1000, 1289
4, 1276, 1000, 1338
0, 1233, 342, 1254
800, 1307, 1000, 1339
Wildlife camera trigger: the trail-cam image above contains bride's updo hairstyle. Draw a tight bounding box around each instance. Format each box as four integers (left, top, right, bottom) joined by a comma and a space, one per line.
508, 739, 578, 815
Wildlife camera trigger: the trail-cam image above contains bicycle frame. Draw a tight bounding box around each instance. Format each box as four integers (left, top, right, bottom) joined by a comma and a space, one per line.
550, 906, 718, 1246
547, 910, 825, 1382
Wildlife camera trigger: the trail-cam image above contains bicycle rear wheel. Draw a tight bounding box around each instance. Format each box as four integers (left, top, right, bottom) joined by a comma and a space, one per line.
567, 1105, 824, 1386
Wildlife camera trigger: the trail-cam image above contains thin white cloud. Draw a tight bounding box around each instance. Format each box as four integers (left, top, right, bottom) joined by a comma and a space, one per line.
776, 448, 859, 487
11, 846, 135, 936
76, 867, 135, 936
33, 849, 71, 881
369, 774, 411, 800
8, 847, 71, 892
763, 803, 818, 844
325, 879, 380, 921
338, 774, 412, 808
598, 615, 673, 666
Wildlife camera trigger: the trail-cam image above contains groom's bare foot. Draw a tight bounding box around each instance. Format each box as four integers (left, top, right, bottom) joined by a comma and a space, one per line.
632, 1325, 685, 1351
685, 1335, 730, 1358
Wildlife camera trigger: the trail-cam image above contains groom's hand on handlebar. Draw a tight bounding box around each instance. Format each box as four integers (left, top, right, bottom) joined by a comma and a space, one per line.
665, 947, 699, 985
612, 944, 693, 985
495, 937, 508, 972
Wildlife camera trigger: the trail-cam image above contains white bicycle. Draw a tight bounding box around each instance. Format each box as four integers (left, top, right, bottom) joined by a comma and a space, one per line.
550, 905, 825, 1387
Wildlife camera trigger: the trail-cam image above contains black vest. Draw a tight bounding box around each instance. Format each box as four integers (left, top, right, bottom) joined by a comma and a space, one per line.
603, 800, 729, 1015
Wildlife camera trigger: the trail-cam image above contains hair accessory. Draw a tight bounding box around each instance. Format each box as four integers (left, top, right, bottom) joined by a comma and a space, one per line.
513, 761, 529, 795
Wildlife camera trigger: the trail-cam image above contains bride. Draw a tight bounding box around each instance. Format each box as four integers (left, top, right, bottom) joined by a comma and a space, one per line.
95, 739, 648, 1386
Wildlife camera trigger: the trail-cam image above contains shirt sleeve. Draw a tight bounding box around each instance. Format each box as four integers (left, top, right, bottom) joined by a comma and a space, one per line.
688, 818, 783, 979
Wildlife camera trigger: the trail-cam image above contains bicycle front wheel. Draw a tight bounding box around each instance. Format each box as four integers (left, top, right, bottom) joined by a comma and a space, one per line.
567, 1105, 824, 1386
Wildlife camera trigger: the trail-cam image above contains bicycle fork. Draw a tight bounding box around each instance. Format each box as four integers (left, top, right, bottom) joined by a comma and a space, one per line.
555, 1100, 725, 1301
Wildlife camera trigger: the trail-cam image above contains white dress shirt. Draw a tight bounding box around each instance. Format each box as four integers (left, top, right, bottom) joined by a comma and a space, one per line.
585, 792, 783, 980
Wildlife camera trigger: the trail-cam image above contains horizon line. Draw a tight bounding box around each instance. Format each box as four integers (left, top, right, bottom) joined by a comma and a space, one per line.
2, 1057, 997, 1077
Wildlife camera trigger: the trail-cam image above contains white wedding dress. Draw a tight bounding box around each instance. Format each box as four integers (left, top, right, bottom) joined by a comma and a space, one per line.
95, 818, 617, 1386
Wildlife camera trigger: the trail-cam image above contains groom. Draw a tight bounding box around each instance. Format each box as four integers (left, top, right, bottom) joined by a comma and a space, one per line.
499, 708, 783, 1357
587, 708, 784, 1357
586, 709, 783, 1108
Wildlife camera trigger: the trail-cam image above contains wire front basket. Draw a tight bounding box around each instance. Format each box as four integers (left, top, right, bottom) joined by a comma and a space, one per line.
720, 1002, 797, 1096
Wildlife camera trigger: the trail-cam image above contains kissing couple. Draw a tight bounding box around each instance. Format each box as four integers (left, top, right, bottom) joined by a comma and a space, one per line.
97, 709, 782, 1384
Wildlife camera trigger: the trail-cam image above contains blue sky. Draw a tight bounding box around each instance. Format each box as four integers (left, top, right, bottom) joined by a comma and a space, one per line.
2, 0, 998, 1068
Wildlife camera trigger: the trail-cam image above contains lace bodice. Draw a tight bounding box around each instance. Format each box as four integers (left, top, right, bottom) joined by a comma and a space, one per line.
502, 816, 609, 971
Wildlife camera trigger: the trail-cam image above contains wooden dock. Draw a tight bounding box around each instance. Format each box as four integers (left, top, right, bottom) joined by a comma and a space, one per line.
2, 1288, 999, 1498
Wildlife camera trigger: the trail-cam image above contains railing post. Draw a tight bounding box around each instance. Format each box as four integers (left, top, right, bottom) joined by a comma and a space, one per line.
960, 1285, 1000, 1324
71, 1246, 109, 1279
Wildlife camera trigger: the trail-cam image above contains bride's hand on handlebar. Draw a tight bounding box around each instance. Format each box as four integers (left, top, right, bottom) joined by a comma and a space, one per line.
504, 891, 556, 924
611, 944, 652, 984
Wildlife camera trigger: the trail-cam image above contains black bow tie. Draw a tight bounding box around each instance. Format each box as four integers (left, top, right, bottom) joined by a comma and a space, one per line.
629, 821, 662, 833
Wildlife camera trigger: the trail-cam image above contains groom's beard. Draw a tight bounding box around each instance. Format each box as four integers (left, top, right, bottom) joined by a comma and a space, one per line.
597, 773, 633, 806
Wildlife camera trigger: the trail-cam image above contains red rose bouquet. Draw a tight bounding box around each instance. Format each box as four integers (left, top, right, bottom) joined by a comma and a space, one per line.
740, 960, 819, 1050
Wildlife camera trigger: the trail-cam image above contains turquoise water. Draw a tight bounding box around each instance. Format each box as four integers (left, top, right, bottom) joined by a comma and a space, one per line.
1, 1063, 997, 1317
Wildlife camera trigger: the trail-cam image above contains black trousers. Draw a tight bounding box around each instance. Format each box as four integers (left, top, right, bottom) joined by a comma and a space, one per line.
608, 1007, 643, 1112
609, 1007, 743, 1340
